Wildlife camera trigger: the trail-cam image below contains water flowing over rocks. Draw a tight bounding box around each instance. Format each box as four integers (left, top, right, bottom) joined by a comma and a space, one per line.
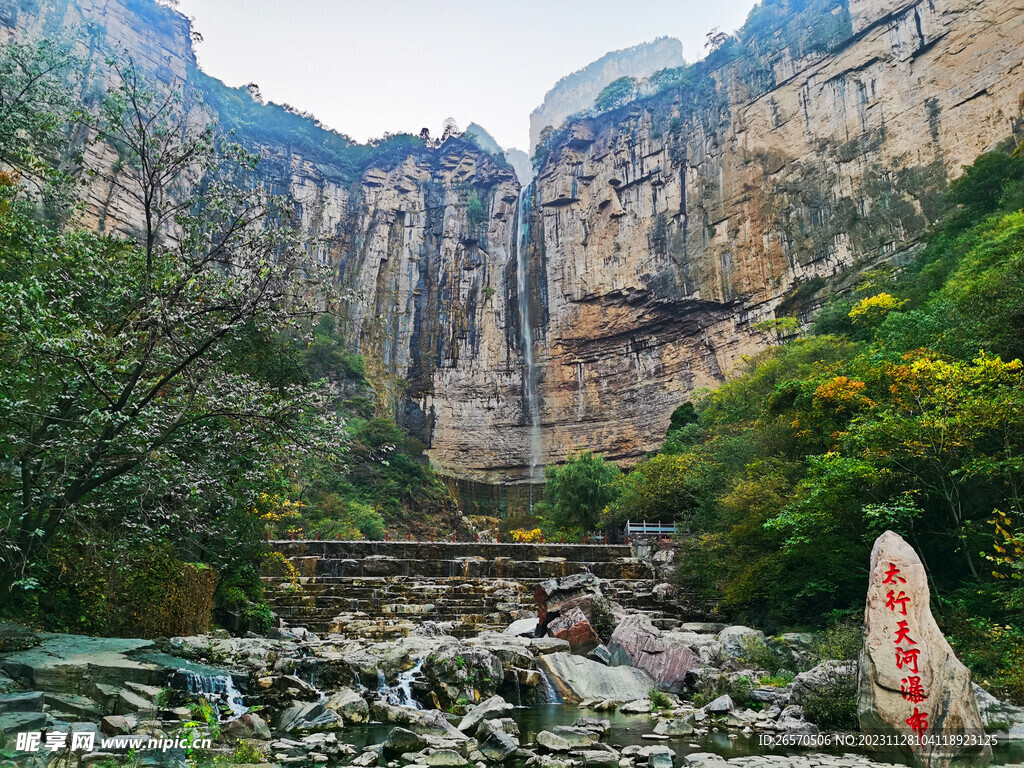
857, 531, 990, 767
537, 653, 654, 703
3, 608, 1022, 768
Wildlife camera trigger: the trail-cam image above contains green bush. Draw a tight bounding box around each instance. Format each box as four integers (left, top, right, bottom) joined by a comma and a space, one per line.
589, 598, 615, 643
812, 622, 863, 662
649, 688, 672, 710
801, 668, 858, 731
942, 610, 1024, 705
738, 635, 786, 674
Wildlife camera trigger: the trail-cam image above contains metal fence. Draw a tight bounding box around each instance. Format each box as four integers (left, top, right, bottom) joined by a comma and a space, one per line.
624, 520, 678, 537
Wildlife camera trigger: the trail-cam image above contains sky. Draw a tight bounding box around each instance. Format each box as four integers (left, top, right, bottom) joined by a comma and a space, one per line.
173, 0, 760, 152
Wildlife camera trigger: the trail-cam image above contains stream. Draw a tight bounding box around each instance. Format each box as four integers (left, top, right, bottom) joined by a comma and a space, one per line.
339, 704, 1024, 767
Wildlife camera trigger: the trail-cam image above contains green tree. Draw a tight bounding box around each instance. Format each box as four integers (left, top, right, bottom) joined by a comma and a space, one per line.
539, 451, 621, 533
606, 453, 697, 525
0, 55, 342, 600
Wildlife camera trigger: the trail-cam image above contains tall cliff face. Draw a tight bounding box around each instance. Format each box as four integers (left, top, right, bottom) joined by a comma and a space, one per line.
4, 0, 1023, 488
521, 0, 1024, 473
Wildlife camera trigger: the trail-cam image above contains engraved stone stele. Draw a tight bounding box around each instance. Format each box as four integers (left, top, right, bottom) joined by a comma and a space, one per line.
858, 530, 991, 768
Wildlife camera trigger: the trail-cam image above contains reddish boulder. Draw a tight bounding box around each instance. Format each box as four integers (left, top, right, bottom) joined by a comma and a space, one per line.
548, 607, 601, 656
535, 572, 602, 624
608, 614, 700, 692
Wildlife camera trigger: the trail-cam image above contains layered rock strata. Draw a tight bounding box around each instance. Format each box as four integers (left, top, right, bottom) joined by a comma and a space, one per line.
3, 0, 1023, 484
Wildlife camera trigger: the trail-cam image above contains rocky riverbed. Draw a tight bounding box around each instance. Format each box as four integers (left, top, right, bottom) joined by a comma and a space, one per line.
2, 574, 1023, 768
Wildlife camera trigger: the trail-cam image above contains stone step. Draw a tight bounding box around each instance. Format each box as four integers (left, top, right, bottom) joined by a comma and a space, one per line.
270, 541, 632, 563
276, 558, 648, 580
268, 598, 525, 614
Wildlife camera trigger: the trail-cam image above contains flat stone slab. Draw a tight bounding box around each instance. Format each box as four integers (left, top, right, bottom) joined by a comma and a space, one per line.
0, 633, 159, 693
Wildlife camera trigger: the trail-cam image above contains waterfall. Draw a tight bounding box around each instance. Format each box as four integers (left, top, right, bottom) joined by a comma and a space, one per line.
376, 657, 424, 709
537, 668, 563, 704
178, 670, 247, 718
515, 184, 543, 488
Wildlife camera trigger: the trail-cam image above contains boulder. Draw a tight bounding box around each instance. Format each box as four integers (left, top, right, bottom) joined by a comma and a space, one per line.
767, 633, 818, 670
704, 695, 734, 715
777, 705, 819, 736
0, 623, 39, 652
587, 646, 611, 666
680, 754, 727, 768
716, 626, 765, 658
535, 573, 602, 624
100, 714, 139, 736
645, 746, 674, 768
536, 730, 572, 752
972, 684, 1024, 730
789, 660, 857, 704
608, 615, 700, 692
652, 718, 694, 737
0, 691, 43, 713
423, 643, 504, 711
680, 623, 727, 634
422, 750, 469, 767
574, 751, 618, 768
383, 727, 428, 755
0, 634, 160, 692
537, 653, 654, 704
465, 633, 537, 671
479, 729, 519, 761
661, 632, 722, 667
858, 530, 990, 767
277, 701, 343, 733
222, 712, 271, 740
477, 717, 519, 739
547, 608, 601, 656
529, 638, 570, 656
415, 710, 471, 742
326, 687, 369, 724
505, 618, 539, 638
457, 695, 515, 734
351, 751, 380, 767
575, 717, 610, 736
550, 725, 598, 747
619, 699, 652, 714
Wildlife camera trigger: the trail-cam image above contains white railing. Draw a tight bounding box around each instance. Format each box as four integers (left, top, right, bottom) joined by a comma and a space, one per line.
624, 520, 677, 536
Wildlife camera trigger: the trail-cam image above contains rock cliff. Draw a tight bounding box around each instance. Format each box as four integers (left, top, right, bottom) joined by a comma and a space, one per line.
3, 0, 1023, 490
524, 0, 1024, 475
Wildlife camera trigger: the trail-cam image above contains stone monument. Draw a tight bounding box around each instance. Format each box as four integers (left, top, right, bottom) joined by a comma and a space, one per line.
858, 530, 991, 767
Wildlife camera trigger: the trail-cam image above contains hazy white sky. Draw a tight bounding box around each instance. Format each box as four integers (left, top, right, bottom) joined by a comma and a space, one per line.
174, 0, 759, 151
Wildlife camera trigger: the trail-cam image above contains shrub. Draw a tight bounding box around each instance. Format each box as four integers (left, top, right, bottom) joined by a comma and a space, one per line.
759, 671, 796, 687
649, 688, 672, 710
812, 621, 863, 662
943, 611, 1024, 705
40, 539, 216, 637
510, 528, 543, 543
801, 667, 858, 731
589, 598, 616, 643
738, 635, 785, 674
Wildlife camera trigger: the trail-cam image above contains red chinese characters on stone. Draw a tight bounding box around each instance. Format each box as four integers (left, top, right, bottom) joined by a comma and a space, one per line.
895, 646, 922, 674
886, 590, 910, 615
882, 563, 907, 585
906, 707, 929, 742
894, 620, 917, 646
901, 676, 928, 704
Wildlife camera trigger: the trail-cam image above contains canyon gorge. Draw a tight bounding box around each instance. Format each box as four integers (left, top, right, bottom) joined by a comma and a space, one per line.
2, 0, 1023, 492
